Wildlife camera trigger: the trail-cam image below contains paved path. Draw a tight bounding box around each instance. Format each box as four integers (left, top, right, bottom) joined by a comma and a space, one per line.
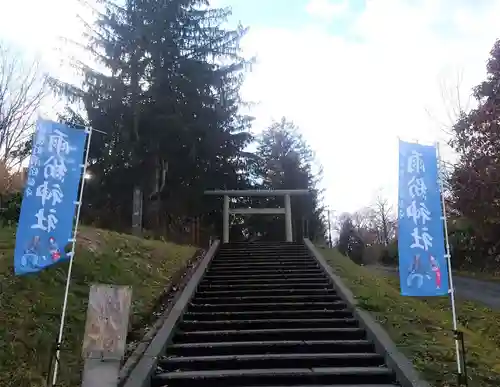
370, 265, 500, 310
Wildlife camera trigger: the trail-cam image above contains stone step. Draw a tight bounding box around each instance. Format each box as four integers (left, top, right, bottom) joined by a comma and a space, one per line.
167, 340, 376, 357
179, 318, 359, 331
206, 269, 323, 276
196, 288, 338, 297
183, 309, 354, 321
192, 294, 342, 304
148, 241, 399, 387
159, 352, 386, 372
153, 366, 396, 387
188, 301, 347, 313
209, 263, 320, 270
199, 277, 329, 285
174, 327, 366, 343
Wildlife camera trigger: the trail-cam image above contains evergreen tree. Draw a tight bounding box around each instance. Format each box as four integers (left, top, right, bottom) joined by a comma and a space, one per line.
249, 117, 325, 241
50, 0, 253, 234
337, 216, 364, 264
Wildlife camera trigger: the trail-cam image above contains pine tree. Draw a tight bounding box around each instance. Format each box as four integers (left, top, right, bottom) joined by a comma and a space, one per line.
337, 216, 364, 264
50, 0, 253, 234
249, 117, 325, 241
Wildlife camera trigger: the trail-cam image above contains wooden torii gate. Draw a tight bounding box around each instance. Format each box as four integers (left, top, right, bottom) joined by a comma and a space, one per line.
204, 189, 309, 243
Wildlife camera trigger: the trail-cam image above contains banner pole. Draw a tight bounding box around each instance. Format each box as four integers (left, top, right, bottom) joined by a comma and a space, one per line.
436, 142, 464, 382
50, 126, 93, 386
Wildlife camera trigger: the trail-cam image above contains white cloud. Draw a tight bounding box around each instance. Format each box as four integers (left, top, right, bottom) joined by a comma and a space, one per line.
0, 0, 91, 118
2, 0, 499, 215
306, 0, 350, 21
0, 0, 84, 57
240, 0, 500, 213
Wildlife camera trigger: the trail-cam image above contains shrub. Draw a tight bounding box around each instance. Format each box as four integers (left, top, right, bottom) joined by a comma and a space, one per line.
0, 192, 22, 225
380, 240, 398, 266
363, 244, 383, 265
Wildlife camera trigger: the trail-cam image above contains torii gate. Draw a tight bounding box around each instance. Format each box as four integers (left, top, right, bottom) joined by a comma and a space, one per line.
204, 189, 309, 243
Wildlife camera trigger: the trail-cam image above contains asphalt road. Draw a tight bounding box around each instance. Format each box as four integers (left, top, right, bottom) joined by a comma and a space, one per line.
371, 265, 500, 310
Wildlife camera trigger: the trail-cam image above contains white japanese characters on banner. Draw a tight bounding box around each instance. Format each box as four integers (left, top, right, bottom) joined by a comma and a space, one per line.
14, 119, 88, 275
398, 140, 449, 296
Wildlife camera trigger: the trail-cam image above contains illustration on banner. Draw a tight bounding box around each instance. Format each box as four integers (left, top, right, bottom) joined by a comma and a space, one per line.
398, 141, 449, 296
14, 119, 87, 275
406, 253, 442, 290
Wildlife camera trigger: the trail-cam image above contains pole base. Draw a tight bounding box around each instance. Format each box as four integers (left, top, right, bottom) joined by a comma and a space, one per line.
453, 330, 468, 387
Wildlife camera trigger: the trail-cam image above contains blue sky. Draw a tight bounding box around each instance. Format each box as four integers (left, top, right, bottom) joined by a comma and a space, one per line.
1, 0, 500, 215
223, 0, 365, 33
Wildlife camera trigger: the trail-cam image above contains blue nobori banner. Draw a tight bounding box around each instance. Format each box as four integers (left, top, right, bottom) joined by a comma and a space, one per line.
14, 119, 88, 275
398, 140, 449, 296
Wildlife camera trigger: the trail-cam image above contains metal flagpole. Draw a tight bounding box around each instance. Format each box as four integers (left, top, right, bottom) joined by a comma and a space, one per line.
436, 142, 465, 384
51, 126, 93, 386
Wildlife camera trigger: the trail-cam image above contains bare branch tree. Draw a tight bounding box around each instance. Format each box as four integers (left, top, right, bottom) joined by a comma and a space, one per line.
0, 42, 47, 169
372, 194, 395, 245
333, 198, 397, 250
335, 208, 377, 246
425, 67, 472, 137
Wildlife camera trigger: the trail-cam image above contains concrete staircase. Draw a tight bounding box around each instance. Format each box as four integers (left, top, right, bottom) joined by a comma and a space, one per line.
151, 241, 399, 386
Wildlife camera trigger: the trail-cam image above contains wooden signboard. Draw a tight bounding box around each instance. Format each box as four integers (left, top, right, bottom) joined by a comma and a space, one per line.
82, 284, 133, 358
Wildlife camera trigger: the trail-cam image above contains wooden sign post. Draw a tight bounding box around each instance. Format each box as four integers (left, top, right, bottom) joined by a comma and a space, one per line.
81, 284, 133, 387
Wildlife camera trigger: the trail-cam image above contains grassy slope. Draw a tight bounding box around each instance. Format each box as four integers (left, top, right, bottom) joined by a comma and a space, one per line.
0, 226, 197, 387
321, 248, 500, 387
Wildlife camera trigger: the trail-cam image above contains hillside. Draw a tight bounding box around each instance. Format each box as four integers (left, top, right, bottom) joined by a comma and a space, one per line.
0, 226, 197, 387
321, 248, 500, 386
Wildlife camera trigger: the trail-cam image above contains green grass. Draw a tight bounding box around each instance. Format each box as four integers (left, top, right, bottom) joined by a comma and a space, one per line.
320, 248, 500, 387
0, 226, 197, 387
